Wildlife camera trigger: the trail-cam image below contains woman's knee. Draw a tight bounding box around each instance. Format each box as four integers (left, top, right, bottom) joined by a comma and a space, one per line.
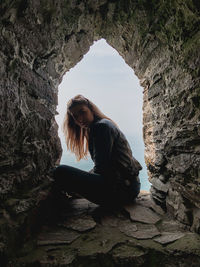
53, 165, 64, 177
53, 165, 69, 185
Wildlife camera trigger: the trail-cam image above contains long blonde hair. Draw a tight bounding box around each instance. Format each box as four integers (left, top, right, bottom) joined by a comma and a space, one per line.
63, 94, 117, 161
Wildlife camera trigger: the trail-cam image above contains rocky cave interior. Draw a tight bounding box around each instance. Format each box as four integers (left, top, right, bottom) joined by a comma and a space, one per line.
0, 0, 200, 265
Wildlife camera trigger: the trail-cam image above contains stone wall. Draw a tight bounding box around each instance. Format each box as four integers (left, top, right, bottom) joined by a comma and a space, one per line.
102, 0, 200, 230
0, 0, 200, 260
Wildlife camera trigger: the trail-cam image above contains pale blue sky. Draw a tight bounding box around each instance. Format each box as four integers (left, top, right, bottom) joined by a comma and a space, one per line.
56, 39, 150, 191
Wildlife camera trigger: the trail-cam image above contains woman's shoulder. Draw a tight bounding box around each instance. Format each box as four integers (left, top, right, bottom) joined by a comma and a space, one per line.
90, 118, 118, 136
94, 118, 117, 130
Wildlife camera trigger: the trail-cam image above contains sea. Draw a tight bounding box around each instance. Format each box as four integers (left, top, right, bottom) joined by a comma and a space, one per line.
59, 133, 151, 192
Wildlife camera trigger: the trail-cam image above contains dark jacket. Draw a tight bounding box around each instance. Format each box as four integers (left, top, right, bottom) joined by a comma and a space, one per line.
88, 117, 142, 188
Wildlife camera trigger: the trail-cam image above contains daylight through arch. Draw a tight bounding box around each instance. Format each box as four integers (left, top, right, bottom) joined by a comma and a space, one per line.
56, 39, 150, 191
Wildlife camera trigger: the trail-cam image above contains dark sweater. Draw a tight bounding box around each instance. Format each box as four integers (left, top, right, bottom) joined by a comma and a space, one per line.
88, 117, 142, 187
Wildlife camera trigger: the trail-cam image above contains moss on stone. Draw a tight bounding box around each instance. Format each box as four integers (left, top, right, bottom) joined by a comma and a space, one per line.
111, 242, 147, 258
166, 233, 200, 255
182, 31, 200, 60
12, 247, 46, 266
16, 0, 28, 19
137, 238, 165, 253
39, 0, 59, 23
62, 4, 83, 28
70, 225, 128, 257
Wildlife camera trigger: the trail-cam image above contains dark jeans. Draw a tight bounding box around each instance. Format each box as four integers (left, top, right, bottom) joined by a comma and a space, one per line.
53, 164, 140, 207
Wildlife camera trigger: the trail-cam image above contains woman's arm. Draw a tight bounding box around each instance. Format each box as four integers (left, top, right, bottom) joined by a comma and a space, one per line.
92, 122, 114, 175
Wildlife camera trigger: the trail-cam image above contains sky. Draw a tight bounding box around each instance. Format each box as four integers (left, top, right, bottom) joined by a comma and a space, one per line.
56, 38, 150, 191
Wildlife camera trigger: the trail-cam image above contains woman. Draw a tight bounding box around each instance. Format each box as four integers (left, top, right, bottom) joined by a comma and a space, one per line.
53, 94, 142, 208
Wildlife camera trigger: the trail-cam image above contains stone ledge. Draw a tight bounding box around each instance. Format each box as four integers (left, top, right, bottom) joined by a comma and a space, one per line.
9, 192, 200, 266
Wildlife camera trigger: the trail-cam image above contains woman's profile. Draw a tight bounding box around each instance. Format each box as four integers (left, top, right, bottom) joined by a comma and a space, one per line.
53, 94, 142, 209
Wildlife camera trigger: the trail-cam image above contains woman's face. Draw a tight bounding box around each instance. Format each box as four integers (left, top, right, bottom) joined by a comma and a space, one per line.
70, 104, 94, 128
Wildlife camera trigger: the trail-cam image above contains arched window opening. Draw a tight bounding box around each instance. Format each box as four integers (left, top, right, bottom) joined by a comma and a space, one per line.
56, 39, 150, 191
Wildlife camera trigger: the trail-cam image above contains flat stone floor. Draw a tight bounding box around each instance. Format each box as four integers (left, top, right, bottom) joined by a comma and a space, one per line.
10, 192, 200, 267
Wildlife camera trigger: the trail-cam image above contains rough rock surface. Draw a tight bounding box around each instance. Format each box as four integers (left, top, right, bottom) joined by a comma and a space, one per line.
0, 0, 200, 264
124, 203, 161, 224
8, 193, 200, 267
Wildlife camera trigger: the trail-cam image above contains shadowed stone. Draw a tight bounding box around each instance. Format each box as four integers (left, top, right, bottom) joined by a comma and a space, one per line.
150, 201, 166, 216
157, 219, 185, 233
125, 203, 161, 224
118, 221, 137, 236
0, 242, 5, 252
111, 243, 147, 261
166, 233, 200, 255
150, 178, 169, 193
59, 215, 96, 232
136, 192, 153, 208
11, 197, 200, 265
136, 192, 166, 215
191, 208, 200, 233
153, 232, 185, 245
77, 226, 128, 257
39, 247, 77, 266
129, 224, 160, 240
101, 215, 121, 227
63, 199, 98, 217
5, 198, 35, 215
40, 253, 75, 266
37, 229, 80, 246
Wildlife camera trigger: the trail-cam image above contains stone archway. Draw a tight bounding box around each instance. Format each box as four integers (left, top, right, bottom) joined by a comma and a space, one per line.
0, 0, 200, 259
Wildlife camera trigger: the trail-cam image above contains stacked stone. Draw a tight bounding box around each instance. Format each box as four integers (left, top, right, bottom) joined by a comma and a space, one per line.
105, 0, 200, 231
105, 0, 200, 230
0, 0, 97, 260
10, 196, 200, 266
0, 0, 200, 262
